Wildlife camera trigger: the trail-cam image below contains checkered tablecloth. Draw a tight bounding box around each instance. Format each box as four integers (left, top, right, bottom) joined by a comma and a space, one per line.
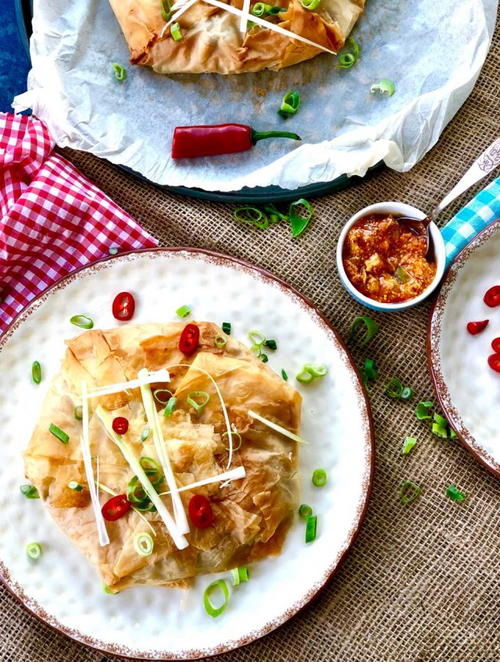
441, 176, 500, 266
0, 113, 158, 334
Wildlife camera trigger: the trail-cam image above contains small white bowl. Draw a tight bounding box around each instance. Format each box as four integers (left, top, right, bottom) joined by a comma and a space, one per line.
336, 202, 446, 312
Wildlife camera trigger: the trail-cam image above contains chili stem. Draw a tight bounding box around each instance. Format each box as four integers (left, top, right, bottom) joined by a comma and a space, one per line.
251, 130, 301, 144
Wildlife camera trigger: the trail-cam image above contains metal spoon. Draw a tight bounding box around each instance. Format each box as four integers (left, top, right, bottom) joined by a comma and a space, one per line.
397, 136, 500, 255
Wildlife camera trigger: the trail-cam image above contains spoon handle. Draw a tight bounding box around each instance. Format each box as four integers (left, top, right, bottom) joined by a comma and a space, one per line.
432, 137, 500, 219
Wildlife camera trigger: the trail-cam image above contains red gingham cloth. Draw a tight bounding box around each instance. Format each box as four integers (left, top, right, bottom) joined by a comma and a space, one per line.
0, 113, 158, 334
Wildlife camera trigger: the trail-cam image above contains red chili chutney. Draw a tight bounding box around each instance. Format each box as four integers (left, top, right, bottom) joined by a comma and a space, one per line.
342, 214, 436, 304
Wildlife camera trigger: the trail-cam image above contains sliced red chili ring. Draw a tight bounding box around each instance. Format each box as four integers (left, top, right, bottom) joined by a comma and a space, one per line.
487, 353, 500, 373
101, 494, 131, 521
483, 285, 500, 308
188, 494, 214, 529
112, 416, 129, 435
112, 291, 136, 321
466, 320, 489, 335
491, 338, 500, 353
179, 323, 200, 355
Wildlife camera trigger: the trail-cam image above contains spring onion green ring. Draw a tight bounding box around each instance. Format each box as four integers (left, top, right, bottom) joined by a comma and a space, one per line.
73, 405, 83, 421
163, 397, 177, 417
264, 339, 277, 350
432, 423, 448, 438
301, 0, 321, 10
70, 314, 94, 329
170, 22, 183, 41
134, 532, 154, 556
140, 426, 151, 442
222, 322, 231, 335
281, 369, 288, 381
350, 315, 379, 346
26, 542, 42, 560
261, 354, 269, 363
127, 476, 148, 504
298, 504, 312, 520
112, 63, 127, 82
400, 386, 414, 401
233, 207, 269, 228
153, 389, 173, 405
415, 401, 433, 420
203, 579, 230, 617
49, 423, 69, 444
296, 368, 314, 384
32, 361, 42, 384
187, 390, 210, 413
296, 363, 328, 384
370, 79, 396, 97
223, 430, 242, 452
385, 378, 403, 398
248, 330, 266, 346
338, 52, 356, 68
278, 90, 301, 118
305, 515, 317, 543
400, 480, 422, 505
215, 335, 227, 348
312, 468, 327, 487
20, 484, 39, 499
230, 566, 250, 586
288, 198, 314, 238
68, 481, 83, 491
176, 305, 191, 318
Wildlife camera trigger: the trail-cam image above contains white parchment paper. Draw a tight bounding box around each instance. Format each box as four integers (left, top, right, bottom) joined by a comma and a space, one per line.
14, 0, 497, 192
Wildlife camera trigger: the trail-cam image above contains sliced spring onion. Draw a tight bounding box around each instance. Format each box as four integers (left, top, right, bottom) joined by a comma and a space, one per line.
416, 401, 433, 420
134, 532, 154, 556
248, 409, 307, 444
140, 457, 164, 485
261, 354, 269, 363
432, 422, 448, 438
74, 405, 83, 420
140, 426, 151, 441
176, 304, 191, 318
248, 330, 266, 346
96, 404, 187, 549
312, 468, 327, 487
305, 515, 317, 543
339, 52, 356, 68
288, 199, 314, 238
301, 0, 321, 9
401, 437, 417, 455
112, 63, 127, 82
281, 369, 288, 381
81, 384, 110, 547
215, 335, 227, 348
153, 388, 173, 405
70, 314, 94, 329
222, 429, 242, 452
433, 413, 448, 427
370, 79, 396, 97
264, 339, 277, 350
163, 396, 177, 417
278, 90, 301, 118
231, 566, 250, 586
158, 466, 246, 497
161, 0, 171, 20
361, 359, 378, 389
401, 386, 414, 401
222, 322, 231, 335
299, 504, 313, 520
137, 374, 189, 537
251, 2, 285, 16
20, 484, 39, 499
449, 428, 457, 440
203, 579, 230, 617
68, 481, 83, 491
109, 246, 119, 255
170, 22, 183, 41
400, 480, 422, 505
445, 484, 466, 502
296, 364, 328, 384
31, 361, 42, 384
350, 315, 379, 346
385, 378, 403, 398
49, 423, 69, 444
26, 542, 42, 560
187, 390, 210, 413
394, 265, 411, 284
233, 206, 269, 229
263, 203, 289, 222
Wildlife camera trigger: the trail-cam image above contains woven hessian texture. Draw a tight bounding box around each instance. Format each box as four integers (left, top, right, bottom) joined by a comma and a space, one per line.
1, 24, 499, 662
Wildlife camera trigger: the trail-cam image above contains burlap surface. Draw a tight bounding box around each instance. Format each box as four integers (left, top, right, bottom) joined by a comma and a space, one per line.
1, 23, 499, 662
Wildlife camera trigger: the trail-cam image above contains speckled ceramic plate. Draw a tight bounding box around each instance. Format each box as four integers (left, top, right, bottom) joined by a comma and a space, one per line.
0, 248, 374, 660
428, 221, 500, 478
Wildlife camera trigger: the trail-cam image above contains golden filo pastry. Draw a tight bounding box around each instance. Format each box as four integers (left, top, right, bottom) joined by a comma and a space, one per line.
24, 322, 302, 591
108, 0, 365, 74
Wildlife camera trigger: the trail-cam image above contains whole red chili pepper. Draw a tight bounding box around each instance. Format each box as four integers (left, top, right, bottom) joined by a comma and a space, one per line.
171, 124, 301, 159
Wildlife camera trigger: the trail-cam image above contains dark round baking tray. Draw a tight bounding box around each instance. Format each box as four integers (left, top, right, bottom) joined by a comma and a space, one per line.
15, 0, 380, 203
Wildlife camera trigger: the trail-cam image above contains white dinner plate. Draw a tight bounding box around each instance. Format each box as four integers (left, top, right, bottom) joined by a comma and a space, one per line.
0, 248, 373, 659
428, 221, 500, 478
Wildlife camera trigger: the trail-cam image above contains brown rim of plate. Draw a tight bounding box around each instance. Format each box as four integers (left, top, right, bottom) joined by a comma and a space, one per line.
0, 246, 375, 660
427, 220, 500, 479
